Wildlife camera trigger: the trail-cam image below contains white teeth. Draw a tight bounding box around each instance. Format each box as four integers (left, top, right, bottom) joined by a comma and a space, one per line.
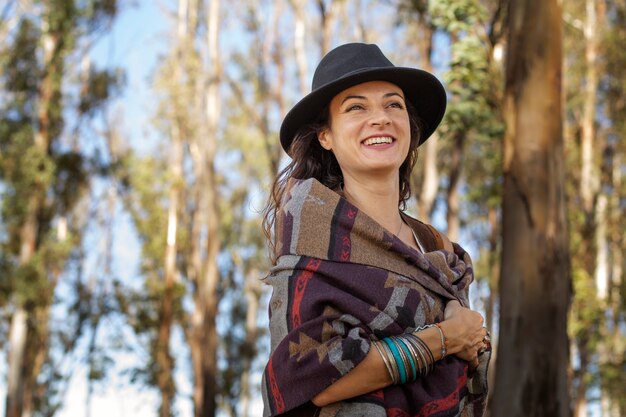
363, 136, 393, 146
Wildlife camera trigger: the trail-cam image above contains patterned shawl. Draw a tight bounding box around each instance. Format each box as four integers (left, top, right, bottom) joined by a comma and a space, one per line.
262, 178, 490, 417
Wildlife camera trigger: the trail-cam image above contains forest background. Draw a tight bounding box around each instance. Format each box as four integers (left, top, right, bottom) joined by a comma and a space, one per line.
0, 0, 624, 417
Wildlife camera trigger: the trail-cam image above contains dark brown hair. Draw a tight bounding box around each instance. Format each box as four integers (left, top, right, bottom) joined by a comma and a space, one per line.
263, 101, 423, 262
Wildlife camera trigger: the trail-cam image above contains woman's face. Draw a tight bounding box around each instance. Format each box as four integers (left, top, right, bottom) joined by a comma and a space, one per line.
318, 80, 411, 181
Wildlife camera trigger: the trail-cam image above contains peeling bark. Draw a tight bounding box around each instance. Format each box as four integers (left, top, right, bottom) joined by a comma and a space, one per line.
492, 1, 571, 416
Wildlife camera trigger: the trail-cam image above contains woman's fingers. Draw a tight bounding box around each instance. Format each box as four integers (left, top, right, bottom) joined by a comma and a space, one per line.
442, 304, 489, 363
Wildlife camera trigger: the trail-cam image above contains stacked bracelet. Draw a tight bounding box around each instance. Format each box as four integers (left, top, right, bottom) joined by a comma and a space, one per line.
371, 333, 435, 385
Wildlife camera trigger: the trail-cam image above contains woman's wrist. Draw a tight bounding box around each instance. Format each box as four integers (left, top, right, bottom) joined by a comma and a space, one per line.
413, 326, 445, 361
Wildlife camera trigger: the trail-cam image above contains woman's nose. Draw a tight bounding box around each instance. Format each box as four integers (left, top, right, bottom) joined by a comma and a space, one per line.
369, 108, 391, 126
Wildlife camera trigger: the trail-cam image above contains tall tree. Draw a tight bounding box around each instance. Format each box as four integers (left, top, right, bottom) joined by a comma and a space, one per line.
492, 1, 571, 416
154, 0, 192, 413
397, 0, 440, 223
570, 1, 605, 415
597, 1, 626, 412
0, 1, 120, 416
185, 1, 223, 415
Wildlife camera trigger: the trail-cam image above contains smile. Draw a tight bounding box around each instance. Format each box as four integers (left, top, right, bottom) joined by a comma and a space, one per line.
362, 136, 394, 146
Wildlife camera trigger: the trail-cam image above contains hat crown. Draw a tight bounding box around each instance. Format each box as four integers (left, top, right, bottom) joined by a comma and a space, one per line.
312, 43, 395, 91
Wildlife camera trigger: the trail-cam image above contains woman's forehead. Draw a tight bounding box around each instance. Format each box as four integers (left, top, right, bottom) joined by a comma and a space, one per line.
335, 81, 404, 97
332, 80, 405, 103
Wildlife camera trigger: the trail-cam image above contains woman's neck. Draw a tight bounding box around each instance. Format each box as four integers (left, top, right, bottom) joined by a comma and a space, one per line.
342, 174, 402, 234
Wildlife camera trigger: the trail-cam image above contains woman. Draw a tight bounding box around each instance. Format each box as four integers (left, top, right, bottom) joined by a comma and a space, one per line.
262, 43, 490, 417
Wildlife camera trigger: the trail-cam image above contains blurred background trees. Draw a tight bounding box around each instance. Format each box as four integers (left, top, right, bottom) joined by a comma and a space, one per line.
0, 0, 624, 416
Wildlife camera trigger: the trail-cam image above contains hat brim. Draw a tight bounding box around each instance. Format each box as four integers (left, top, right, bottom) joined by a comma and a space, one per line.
279, 67, 447, 154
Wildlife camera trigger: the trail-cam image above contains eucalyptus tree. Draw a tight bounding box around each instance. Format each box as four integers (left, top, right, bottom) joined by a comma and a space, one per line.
492, 1, 571, 416
415, 0, 504, 337
565, 0, 626, 414
395, 0, 441, 223
112, 0, 226, 415
0, 1, 122, 416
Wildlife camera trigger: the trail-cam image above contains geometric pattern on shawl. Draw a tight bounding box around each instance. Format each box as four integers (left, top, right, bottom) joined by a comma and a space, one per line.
262, 178, 490, 417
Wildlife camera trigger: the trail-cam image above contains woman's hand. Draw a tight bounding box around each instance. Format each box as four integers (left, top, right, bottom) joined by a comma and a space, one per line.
441, 300, 487, 369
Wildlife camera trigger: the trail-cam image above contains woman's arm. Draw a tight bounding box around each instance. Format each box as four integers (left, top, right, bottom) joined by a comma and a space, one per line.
312, 326, 444, 407
312, 301, 486, 407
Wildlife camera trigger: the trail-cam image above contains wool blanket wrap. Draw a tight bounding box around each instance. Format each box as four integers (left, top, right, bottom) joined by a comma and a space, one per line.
262, 178, 490, 417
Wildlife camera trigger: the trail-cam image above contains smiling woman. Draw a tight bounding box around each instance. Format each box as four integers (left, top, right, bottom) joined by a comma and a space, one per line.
317, 81, 412, 184
261, 43, 491, 417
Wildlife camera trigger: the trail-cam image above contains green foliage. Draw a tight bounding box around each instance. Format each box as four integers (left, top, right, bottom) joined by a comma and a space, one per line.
82, 0, 118, 31
429, 0, 486, 32
561, 1, 626, 410
47, 0, 79, 36
604, 3, 626, 137
430, 0, 505, 237
2, 18, 41, 99
53, 151, 89, 212
116, 152, 170, 270
113, 274, 186, 386
79, 68, 125, 116
5, 228, 75, 305
569, 268, 603, 341
0, 1, 124, 416
601, 355, 626, 411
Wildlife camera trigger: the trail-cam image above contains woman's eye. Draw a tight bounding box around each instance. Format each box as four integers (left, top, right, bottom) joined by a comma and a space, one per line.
388, 101, 404, 109
346, 104, 364, 111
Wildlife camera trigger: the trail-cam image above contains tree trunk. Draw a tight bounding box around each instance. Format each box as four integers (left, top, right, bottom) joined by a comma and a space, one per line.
6, 6, 60, 416
269, 0, 287, 165
492, 1, 571, 416
580, 0, 600, 216
572, 2, 604, 414
157, 124, 182, 417
6, 308, 27, 417
411, 19, 439, 223
291, 0, 308, 97
446, 132, 463, 242
609, 151, 622, 317
190, 1, 222, 416
239, 270, 262, 417
594, 193, 608, 300
317, 0, 338, 55
486, 207, 498, 334
153, 0, 190, 414
418, 134, 439, 222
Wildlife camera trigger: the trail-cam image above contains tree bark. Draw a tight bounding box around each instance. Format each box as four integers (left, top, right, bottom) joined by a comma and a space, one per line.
492, 1, 571, 416
572, 2, 605, 414
190, 1, 222, 416
6, 6, 59, 416
486, 207, 498, 334
446, 132, 463, 242
6, 308, 27, 417
238, 269, 262, 417
290, 0, 309, 97
609, 151, 622, 317
418, 134, 439, 222
317, 0, 338, 56
411, 17, 439, 224
580, 0, 600, 215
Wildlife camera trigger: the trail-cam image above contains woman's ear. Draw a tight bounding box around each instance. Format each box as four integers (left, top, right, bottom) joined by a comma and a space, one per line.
317, 128, 333, 151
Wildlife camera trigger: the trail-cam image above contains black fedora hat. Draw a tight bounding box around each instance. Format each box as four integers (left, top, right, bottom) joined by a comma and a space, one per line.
279, 43, 447, 154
